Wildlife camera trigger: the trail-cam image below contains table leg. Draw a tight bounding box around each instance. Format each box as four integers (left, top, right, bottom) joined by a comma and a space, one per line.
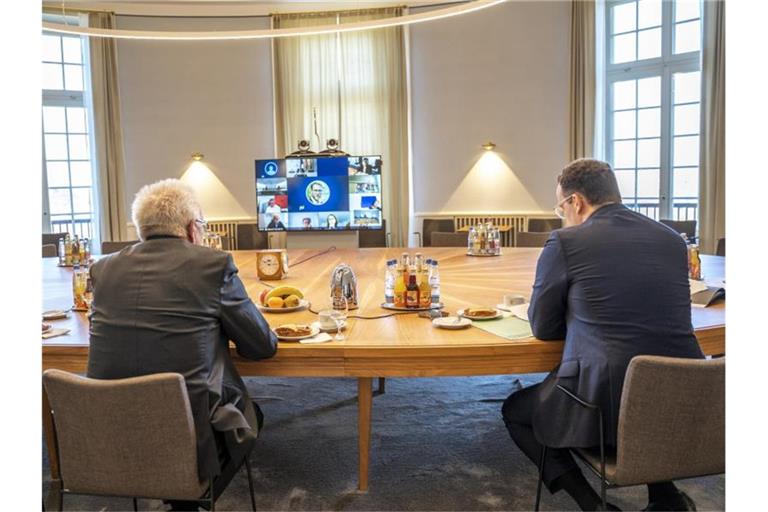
358, 377, 372, 492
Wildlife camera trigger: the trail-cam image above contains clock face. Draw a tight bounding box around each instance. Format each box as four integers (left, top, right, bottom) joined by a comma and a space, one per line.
258, 254, 280, 276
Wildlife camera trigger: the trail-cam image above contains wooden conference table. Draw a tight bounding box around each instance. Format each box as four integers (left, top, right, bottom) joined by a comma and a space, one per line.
42, 248, 725, 492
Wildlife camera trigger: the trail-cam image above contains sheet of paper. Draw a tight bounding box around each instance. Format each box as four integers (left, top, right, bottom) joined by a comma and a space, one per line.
689, 279, 708, 296
507, 303, 529, 322
299, 332, 334, 344
42, 328, 70, 340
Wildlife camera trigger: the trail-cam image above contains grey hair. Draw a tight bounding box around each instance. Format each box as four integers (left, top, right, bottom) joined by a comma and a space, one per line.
131, 179, 201, 241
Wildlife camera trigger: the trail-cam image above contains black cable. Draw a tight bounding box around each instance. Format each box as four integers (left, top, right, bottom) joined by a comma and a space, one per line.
290, 246, 336, 267
307, 305, 420, 320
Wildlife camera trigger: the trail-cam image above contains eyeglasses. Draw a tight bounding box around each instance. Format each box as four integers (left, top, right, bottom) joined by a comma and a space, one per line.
553, 195, 574, 219
195, 218, 208, 231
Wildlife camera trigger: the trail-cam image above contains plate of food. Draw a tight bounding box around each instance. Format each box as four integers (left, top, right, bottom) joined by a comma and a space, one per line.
257, 286, 309, 313
432, 316, 472, 329
42, 323, 52, 333
43, 309, 70, 320
274, 323, 319, 341
457, 307, 503, 321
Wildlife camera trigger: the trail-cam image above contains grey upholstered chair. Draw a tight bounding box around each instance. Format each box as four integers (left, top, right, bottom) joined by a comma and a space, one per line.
660, 219, 697, 242
359, 219, 390, 248
43, 233, 68, 255
535, 355, 725, 510
42, 244, 58, 258
100, 240, 139, 255
716, 238, 725, 256
414, 218, 456, 247
527, 218, 562, 232
43, 369, 257, 511
236, 223, 269, 250
515, 231, 552, 248
430, 231, 468, 247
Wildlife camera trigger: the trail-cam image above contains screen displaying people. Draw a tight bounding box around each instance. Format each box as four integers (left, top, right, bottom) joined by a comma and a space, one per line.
255, 156, 382, 231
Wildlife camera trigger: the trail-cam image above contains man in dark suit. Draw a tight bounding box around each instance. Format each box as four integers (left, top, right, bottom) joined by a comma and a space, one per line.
502, 159, 702, 511
87, 179, 278, 510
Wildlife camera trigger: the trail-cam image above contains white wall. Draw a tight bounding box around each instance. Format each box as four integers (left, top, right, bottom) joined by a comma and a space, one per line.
409, 0, 571, 217
114, 2, 572, 244
116, 16, 275, 220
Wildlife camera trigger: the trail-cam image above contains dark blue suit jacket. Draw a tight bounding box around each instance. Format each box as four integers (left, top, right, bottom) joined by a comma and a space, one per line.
528, 203, 703, 448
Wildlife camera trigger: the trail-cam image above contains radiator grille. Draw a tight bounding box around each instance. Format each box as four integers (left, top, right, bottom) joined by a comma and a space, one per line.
452, 215, 526, 247
207, 221, 241, 250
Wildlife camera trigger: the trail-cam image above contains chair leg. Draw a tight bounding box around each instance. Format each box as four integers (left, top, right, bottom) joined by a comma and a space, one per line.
132, 497, 138, 511
245, 458, 257, 511
535, 445, 547, 511
377, 377, 386, 394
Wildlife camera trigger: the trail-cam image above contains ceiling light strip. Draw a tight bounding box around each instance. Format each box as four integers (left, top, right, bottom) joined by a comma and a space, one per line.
42, 0, 507, 41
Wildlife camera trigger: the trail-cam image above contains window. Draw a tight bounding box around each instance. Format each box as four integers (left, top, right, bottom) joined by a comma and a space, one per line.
42, 23, 97, 240
605, 0, 701, 222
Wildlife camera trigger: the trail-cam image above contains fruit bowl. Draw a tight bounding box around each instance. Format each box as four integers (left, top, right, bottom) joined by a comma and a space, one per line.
257, 285, 308, 312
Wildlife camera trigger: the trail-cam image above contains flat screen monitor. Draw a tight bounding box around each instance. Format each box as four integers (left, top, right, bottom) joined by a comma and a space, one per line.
255, 155, 383, 232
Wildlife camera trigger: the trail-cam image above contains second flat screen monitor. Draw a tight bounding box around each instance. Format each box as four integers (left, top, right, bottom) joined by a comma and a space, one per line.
255, 155, 383, 232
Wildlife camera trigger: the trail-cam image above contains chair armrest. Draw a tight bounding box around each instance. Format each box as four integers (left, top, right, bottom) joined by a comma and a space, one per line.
386, 232, 392, 248
556, 384, 600, 410
412, 232, 422, 247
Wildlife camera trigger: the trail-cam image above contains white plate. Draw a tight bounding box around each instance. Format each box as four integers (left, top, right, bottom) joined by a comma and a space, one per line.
43, 310, 69, 320
432, 316, 472, 329
313, 320, 347, 333
274, 324, 320, 341
457, 308, 503, 321
258, 299, 310, 313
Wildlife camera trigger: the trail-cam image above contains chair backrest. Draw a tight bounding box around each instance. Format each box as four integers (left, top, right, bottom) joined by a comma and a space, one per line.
43, 369, 205, 500
716, 237, 725, 257
660, 219, 697, 240
101, 240, 139, 255
42, 244, 58, 258
359, 219, 387, 248
236, 223, 269, 250
423, 218, 455, 247
515, 231, 551, 248
430, 231, 467, 247
42, 233, 67, 255
613, 356, 725, 485
527, 218, 562, 232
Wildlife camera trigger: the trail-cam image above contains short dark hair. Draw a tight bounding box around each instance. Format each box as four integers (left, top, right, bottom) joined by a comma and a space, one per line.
557, 159, 622, 205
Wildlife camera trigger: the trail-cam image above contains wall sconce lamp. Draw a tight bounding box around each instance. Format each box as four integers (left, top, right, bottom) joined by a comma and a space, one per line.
482, 142, 496, 151
191, 152, 204, 161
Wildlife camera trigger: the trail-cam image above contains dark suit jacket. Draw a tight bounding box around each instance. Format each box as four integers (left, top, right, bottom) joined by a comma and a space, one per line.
528, 204, 703, 449
87, 237, 278, 479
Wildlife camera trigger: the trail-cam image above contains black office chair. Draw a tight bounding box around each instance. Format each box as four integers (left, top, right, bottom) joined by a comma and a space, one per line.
101, 240, 139, 255
359, 219, 389, 248
236, 223, 269, 250
716, 238, 725, 257
527, 218, 562, 232
659, 219, 697, 242
414, 218, 455, 247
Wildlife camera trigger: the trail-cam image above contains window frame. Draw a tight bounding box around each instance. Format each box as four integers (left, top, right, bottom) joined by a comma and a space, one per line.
42, 23, 97, 240
604, 0, 702, 220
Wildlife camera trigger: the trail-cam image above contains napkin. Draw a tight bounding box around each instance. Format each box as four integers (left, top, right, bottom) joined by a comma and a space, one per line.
299, 332, 334, 344
42, 328, 70, 340
506, 303, 530, 322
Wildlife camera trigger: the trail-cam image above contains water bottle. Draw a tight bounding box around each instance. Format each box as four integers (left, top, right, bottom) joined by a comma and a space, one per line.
384, 259, 396, 304
429, 260, 440, 306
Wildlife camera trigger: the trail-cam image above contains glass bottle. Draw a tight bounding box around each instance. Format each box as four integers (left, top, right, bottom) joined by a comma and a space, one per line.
58, 238, 66, 266
71, 235, 80, 266
393, 262, 407, 308
429, 260, 441, 307
64, 234, 73, 266
400, 252, 411, 283
418, 257, 431, 308
405, 274, 419, 308
384, 259, 396, 305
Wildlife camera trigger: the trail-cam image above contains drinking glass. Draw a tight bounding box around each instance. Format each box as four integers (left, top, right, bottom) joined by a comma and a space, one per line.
330, 295, 348, 341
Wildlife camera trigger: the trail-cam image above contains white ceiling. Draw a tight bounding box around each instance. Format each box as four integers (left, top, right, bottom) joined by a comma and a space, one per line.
42, 0, 451, 17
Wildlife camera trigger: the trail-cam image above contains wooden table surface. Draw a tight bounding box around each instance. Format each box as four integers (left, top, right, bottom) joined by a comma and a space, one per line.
41, 248, 725, 492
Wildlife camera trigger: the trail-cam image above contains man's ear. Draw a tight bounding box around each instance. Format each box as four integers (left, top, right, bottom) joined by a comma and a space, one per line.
185, 221, 196, 243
